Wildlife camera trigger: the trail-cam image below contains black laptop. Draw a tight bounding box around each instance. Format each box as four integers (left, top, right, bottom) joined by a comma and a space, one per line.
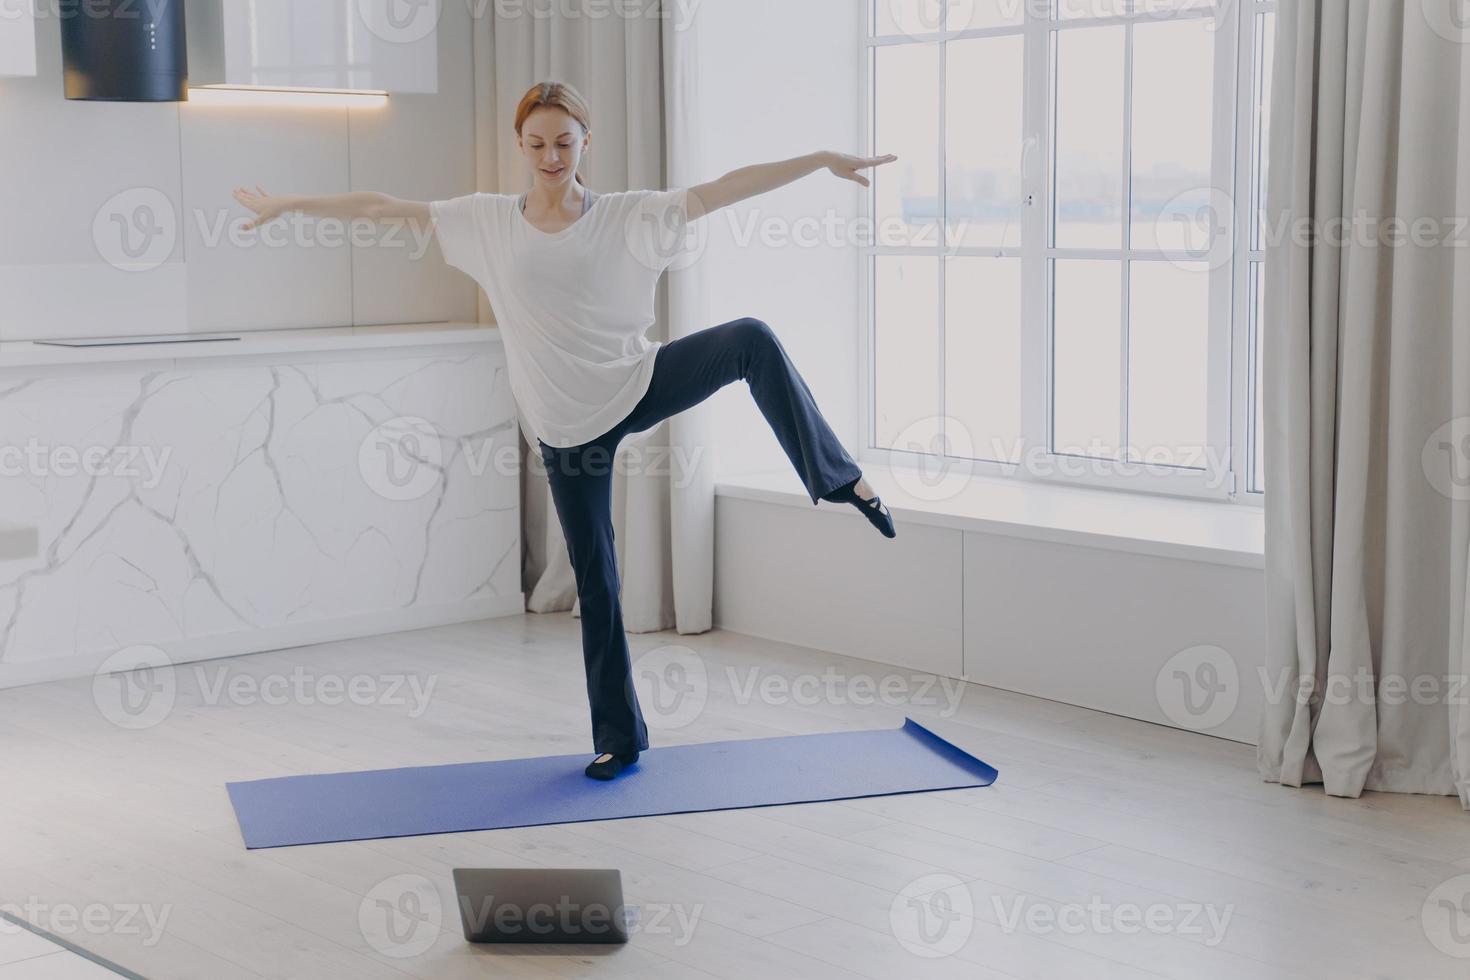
452, 868, 630, 944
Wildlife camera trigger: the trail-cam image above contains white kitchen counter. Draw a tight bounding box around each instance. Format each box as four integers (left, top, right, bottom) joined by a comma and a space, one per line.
0, 321, 500, 369
0, 320, 522, 689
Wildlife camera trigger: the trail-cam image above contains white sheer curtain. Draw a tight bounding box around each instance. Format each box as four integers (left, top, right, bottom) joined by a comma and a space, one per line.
465, 2, 715, 634
1259, 0, 1470, 806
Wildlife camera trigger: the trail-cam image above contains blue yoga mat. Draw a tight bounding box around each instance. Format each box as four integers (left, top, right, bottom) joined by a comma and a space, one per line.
226, 717, 997, 849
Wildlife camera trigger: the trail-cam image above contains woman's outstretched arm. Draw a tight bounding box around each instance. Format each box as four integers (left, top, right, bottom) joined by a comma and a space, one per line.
233, 186, 430, 231
686, 151, 897, 219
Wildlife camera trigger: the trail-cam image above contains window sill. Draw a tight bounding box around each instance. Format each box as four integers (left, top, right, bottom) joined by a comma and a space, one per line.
715, 466, 1265, 569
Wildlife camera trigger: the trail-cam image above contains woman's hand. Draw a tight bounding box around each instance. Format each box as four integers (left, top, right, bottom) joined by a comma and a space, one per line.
233, 185, 292, 230
823, 152, 898, 188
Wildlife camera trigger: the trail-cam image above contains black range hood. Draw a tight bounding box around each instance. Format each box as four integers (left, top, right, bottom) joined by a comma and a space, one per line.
61, 0, 188, 102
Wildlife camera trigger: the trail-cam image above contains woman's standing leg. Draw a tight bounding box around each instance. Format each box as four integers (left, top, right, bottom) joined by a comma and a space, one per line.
538, 437, 649, 760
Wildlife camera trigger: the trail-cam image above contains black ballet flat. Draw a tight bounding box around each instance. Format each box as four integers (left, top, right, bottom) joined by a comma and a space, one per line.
823, 476, 897, 538
585, 750, 640, 780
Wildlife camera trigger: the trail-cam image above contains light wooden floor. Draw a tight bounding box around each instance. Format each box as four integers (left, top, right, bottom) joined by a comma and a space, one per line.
1, 613, 1466, 980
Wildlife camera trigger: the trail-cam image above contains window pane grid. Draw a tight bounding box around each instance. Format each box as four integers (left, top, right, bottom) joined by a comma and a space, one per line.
1246, 2, 1274, 493
1046, 5, 1215, 470
866, 0, 1258, 499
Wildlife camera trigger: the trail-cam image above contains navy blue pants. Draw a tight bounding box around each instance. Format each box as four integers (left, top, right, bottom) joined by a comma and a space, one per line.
537, 316, 864, 756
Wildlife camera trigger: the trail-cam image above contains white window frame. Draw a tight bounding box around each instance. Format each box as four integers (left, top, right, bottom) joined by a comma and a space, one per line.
860, 0, 1274, 507
1239, 0, 1277, 498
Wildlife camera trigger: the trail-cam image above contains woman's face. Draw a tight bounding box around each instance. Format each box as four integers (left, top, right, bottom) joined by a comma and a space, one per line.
519, 107, 588, 190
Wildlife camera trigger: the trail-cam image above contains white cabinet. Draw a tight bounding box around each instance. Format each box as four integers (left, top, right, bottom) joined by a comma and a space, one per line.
0, 0, 37, 78
0, 329, 521, 689
187, 0, 440, 94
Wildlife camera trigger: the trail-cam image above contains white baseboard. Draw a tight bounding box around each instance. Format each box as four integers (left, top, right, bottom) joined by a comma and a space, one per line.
0, 593, 526, 690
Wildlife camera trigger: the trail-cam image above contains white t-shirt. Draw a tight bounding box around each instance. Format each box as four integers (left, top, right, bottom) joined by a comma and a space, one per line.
429, 186, 691, 449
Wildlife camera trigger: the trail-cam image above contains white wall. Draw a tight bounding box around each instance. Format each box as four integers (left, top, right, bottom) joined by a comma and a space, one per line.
0, 5, 480, 341
694, 0, 866, 476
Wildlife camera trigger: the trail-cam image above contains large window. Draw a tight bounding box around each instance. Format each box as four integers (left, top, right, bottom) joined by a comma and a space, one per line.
866, 0, 1275, 501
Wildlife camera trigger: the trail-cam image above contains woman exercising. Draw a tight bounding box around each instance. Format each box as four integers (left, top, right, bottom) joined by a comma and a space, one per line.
234, 80, 897, 781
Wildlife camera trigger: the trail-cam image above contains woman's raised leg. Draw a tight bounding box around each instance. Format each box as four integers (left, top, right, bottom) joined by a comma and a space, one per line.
612, 316, 865, 503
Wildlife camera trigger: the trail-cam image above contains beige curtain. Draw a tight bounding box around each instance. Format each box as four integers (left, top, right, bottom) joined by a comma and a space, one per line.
1259, 0, 1470, 806
464, 1, 714, 635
